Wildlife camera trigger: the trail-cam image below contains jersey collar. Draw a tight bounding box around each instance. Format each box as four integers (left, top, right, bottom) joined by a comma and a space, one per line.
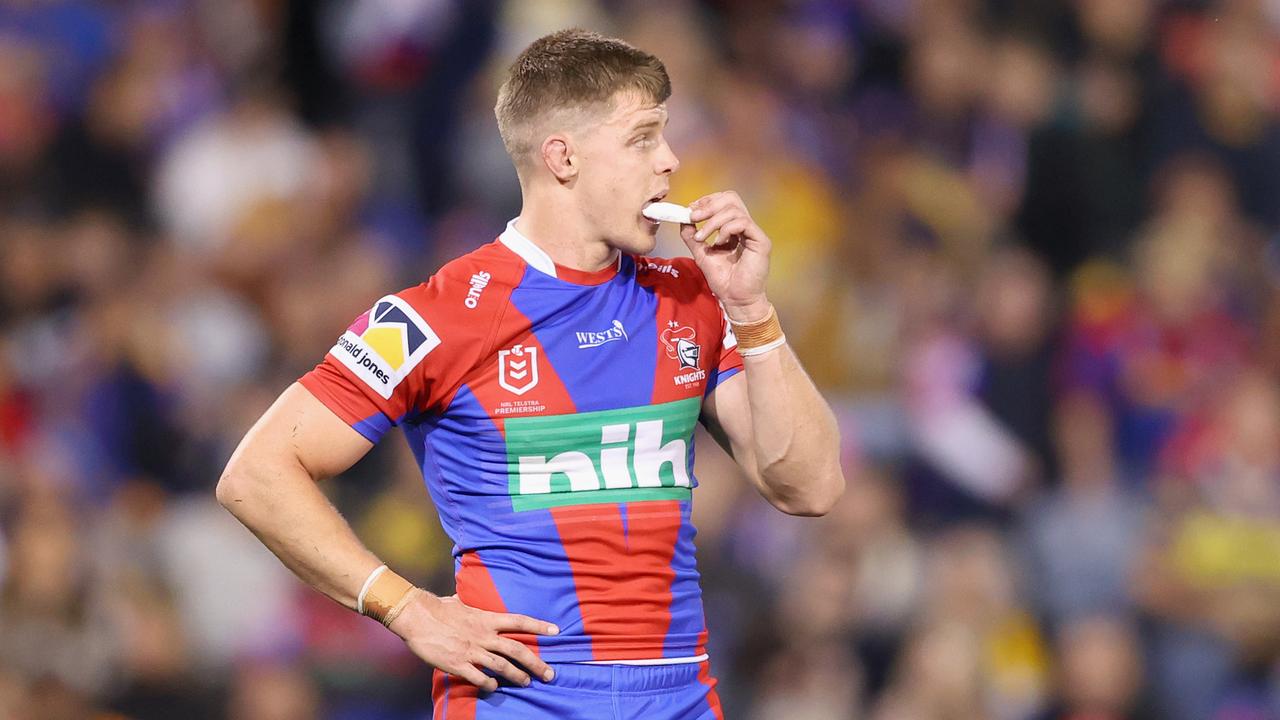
499, 218, 622, 285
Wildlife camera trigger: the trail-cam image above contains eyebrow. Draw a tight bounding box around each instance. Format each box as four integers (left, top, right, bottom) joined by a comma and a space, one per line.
628, 116, 668, 133
627, 109, 670, 133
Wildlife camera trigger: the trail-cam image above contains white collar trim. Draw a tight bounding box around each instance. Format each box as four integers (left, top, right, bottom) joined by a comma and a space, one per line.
499, 219, 558, 278
498, 218, 623, 278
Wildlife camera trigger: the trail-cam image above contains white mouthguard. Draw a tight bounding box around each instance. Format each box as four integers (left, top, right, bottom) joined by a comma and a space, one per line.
642, 201, 693, 225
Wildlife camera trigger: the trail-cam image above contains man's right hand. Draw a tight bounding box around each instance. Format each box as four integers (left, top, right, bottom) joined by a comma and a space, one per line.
388, 592, 560, 692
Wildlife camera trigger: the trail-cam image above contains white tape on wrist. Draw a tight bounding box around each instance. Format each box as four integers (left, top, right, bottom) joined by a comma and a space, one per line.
356, 564, 389, 615
737, 335, 787, 357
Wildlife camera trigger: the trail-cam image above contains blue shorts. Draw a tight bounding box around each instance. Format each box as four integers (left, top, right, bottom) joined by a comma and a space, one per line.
431, 660, 725, 719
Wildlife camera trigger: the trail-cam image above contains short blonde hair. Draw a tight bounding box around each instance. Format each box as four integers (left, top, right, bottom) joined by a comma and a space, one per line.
495, 29, 671, 170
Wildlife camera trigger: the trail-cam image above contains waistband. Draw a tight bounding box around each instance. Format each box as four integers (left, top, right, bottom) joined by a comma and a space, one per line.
542, 660, 708, 695
575, 653, 708, 666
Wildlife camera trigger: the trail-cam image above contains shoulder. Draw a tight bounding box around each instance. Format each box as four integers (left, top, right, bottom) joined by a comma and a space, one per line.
393, 240, 522, 321
633, 254, 729, 329
358, 241, 521, 369
633, 254, 712, 295
422, 240, 523, 306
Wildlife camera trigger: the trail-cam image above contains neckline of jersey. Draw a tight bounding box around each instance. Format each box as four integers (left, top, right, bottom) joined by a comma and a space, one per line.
498, 218, 622, 286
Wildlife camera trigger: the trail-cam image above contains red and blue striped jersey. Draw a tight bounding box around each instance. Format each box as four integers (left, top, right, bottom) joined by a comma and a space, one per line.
300, 221, 743, 663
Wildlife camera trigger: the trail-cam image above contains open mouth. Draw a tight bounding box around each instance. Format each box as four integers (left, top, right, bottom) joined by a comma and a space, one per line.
642, 191, 668, 224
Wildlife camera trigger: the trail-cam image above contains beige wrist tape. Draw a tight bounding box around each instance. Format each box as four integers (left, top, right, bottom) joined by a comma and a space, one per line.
730, 305, 785, 355
358, 564, 416, 626
381, 587, 425, 629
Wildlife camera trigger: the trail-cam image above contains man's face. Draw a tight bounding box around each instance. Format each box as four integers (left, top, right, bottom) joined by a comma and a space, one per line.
570, 91, 680, 255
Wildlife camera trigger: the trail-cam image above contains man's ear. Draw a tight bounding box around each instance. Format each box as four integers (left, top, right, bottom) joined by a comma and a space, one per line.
541, 134, 578, 182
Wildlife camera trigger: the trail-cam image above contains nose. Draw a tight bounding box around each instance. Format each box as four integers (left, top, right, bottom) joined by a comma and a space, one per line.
657, 138, 680, 176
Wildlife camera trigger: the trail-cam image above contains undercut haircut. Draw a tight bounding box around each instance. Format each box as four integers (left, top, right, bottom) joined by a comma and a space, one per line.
495, 29, 671, 173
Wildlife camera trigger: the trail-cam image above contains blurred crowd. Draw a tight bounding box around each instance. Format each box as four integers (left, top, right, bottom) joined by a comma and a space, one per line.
2, 0, 1280, 718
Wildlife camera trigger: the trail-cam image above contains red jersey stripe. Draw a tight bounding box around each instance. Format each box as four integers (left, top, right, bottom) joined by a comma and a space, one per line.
456, 551, 540, 656
432, 670, 477, 720
549, 499, 682, 661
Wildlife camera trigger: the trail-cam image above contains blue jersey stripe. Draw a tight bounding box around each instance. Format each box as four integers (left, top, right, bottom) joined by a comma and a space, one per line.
352, 412, 393, 443
664, 499, 706, 656
704, 365, 742, 397
509, 257, 658, 413
413, 384, 588, 650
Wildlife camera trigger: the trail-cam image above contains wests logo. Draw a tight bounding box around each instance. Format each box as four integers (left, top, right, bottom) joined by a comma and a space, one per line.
576, 320, 628, 349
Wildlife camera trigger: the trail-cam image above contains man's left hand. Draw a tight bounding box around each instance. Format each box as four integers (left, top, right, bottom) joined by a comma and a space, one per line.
680, 191, 772, 322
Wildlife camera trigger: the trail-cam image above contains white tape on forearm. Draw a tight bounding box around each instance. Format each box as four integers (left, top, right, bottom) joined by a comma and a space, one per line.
356, 564, 389, 615
737, 336, 787, 357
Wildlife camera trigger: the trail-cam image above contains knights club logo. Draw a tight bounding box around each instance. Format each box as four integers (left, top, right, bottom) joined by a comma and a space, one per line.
498, 344, 539, 395
661, 321, 701, 370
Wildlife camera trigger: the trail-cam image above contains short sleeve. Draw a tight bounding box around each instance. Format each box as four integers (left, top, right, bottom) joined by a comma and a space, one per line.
704, 306, 745, 396
299, 287, 448, 444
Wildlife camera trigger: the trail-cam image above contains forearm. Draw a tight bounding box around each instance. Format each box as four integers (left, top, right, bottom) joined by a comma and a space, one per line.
218, 450, 559, 690
738, 343, 845, 515
215, 386, 557, 690
217, 454, 381, 611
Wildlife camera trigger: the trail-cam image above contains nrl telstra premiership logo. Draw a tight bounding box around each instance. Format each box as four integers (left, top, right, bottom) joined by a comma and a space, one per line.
576, 319, 628, 349
498, 344, 539, 395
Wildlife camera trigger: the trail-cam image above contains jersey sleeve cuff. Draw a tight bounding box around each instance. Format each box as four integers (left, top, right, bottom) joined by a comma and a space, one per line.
704, 365, 742, 397
299, 371, 393, 444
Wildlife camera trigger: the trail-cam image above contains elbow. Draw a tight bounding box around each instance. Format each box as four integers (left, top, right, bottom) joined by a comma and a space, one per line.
215, 468, 241, 511
217, 451, 314, 514
775, 496, 836, 517
767, 466, 846, 517
216, 459, 255, 513
758, 419, 846, 517
780, 485, 843, 517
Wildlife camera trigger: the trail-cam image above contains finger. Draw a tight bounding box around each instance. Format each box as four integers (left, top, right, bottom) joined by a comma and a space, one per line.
688, 192, 723, 211
692, 209, 740, 242
709, 218, 752, 247
474, 649, 531, 687
694, 211, 747, 244
679, 223, 706, 256
488, 612, 559, 636
450, 663, 498, 693
690, 192, 743, 222
493, 637, 554, 682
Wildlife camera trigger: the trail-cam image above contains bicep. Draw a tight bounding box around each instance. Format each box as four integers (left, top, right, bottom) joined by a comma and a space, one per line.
229, 382, 374, 482
700, 371, 757, 476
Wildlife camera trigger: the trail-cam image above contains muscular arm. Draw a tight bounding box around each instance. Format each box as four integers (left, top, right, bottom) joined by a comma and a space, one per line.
217, 383, 556, 691
216, 383, 381, 608
703, 348, 845, 516
683, 190, 845, 516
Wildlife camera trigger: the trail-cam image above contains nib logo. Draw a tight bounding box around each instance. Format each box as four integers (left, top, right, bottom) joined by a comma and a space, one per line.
498, 344, 539, 395
504, 398, 702, 511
